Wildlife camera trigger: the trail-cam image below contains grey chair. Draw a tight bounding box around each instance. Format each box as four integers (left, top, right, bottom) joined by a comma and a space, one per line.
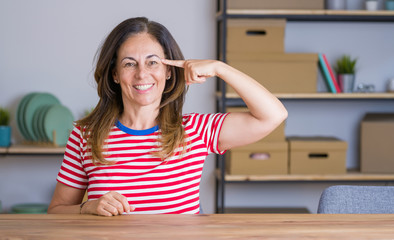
317, 185, 394, 214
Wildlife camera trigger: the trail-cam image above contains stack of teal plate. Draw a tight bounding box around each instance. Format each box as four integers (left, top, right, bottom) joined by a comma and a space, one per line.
11, 203, 48, 214
17, 92, 74, 146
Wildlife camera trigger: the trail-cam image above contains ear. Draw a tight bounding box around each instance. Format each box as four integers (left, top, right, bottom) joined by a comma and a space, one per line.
112, 69, 118, 83
166, 66, 171, 80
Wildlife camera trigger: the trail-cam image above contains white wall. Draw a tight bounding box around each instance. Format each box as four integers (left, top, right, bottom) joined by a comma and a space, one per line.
1, 0, 394, 214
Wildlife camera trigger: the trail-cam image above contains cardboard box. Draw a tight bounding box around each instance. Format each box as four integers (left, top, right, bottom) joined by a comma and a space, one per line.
360, 113, 394, 173
288, 137, 347, 174
226, 107, 286, 142
226, 141, 288, 175
228, 0, 324, 10
226, 53, 318, 94
227, 19, 286, 55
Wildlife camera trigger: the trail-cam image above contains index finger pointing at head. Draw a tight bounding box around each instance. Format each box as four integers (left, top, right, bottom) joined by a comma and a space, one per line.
161, 59, 185, 68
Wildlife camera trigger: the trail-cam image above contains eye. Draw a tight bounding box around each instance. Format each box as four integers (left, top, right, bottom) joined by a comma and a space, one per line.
147, 60, 158, 67
124, 62, 136, 68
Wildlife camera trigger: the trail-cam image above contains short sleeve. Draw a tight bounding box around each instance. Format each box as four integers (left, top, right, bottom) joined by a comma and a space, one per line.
56, 126, 88, 190
187, 113, 229, 155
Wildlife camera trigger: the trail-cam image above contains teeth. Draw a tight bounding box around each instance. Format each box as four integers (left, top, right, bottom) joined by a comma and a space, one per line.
134, 84, 153, 91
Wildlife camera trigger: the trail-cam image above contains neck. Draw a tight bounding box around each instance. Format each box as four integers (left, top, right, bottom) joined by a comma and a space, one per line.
119, 105, 159, 130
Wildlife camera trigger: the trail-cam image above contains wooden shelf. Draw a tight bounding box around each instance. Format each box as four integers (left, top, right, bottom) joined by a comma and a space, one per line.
217, 169, 394, 182
275, 92, 394, 99
218, 9, 394, 21
0, 144, 65, 155
219, 92, 394, 100
226, 9, 394, 16
224, 207, 310, 214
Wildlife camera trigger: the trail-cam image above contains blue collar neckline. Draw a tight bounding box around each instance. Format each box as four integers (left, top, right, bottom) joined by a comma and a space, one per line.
115, 120, 159, 136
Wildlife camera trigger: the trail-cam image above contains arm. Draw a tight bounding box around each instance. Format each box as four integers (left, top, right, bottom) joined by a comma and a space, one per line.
48, 182, 134, 216
47, 182, 85, 214
162, 59, 288, 151
215, 61, 288, 151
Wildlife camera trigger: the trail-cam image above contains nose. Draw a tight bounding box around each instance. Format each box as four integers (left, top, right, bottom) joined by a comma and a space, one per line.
135, 64, 149, 79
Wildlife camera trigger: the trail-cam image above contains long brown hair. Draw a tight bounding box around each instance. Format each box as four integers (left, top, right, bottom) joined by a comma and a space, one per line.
77, 17, 187, 164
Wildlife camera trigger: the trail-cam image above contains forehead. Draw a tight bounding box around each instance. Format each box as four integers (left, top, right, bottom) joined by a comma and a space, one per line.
118, 33, 165, 59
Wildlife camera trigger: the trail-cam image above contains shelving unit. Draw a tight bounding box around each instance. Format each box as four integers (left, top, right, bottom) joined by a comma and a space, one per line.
215, 0, 394, 213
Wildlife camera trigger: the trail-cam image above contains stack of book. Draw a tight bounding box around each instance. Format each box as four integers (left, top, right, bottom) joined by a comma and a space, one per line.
318, 53, 341, 93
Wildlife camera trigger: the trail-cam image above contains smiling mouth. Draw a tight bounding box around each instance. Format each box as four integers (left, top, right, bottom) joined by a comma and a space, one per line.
134, 84, 154, 91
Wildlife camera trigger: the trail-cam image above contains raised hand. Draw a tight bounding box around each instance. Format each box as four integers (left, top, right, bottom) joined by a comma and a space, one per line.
162, 59, 221, 85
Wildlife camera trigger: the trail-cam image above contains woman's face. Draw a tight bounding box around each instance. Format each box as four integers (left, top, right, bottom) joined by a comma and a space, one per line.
113, 32, 170, 110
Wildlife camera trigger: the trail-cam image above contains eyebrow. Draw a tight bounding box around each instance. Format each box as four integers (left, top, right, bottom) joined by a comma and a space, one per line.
121, 54, 162, 62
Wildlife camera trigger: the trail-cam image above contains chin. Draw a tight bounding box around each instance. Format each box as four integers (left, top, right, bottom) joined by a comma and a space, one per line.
134, 99, 160, 107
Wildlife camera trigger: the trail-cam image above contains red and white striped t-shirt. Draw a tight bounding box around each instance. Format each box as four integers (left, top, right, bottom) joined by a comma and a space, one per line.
57, 112, 228, 214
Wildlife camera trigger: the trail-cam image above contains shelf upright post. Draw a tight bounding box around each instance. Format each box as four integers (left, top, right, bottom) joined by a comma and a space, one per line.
215, 0, 228, 214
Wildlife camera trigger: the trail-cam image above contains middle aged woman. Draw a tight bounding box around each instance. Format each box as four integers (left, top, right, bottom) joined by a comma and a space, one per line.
48, 17, 288, 216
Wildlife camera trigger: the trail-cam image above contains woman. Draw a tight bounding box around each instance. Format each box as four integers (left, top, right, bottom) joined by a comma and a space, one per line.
48, 17, 287, 216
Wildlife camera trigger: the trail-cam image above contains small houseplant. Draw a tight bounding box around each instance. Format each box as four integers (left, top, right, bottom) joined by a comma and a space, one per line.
334, 55, 358, 93
0, 107, 11, 147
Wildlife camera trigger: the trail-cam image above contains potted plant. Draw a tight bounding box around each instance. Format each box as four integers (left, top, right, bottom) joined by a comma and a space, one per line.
334, 55, 358, 93
0, 107, 11, 147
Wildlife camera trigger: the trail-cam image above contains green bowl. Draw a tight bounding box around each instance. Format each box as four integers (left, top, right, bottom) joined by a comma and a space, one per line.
11, 203, 48, 214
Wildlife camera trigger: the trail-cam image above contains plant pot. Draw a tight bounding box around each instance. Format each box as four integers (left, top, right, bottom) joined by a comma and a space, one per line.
0, 126, 11, 147
338, 74, 356, 93
365, 0, 379, 10
387, 78, 394, 92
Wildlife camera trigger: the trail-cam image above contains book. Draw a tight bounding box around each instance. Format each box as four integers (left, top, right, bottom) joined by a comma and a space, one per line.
318, 53, 336, 93
322, 54, 341, 93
